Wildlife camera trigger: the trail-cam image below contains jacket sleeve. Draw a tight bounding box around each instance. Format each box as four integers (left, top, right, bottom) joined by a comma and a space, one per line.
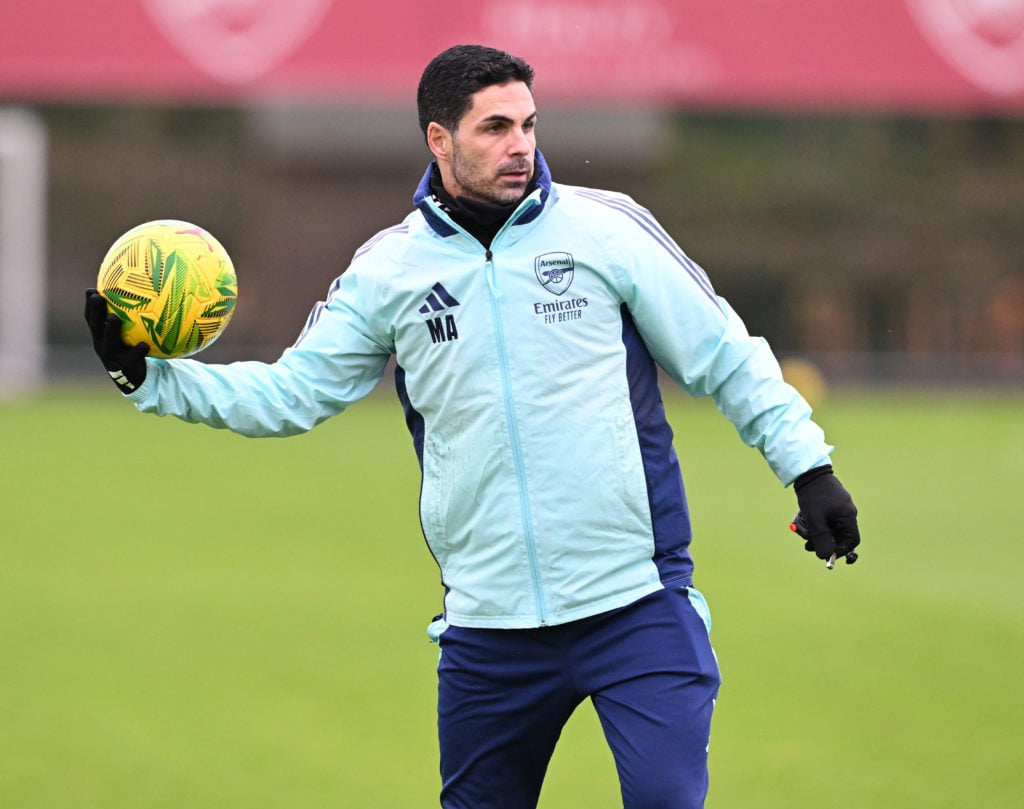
606, 198, 832, 486
126, 268, 393, 437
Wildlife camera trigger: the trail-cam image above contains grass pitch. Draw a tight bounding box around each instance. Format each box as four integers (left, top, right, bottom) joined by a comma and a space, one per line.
2, 385, 1021, 807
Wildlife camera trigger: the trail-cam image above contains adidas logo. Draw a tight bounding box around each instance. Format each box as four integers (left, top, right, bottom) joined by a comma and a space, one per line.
419, 282, 460, 344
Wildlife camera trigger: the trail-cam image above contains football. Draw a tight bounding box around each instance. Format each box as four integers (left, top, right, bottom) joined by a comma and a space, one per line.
96, 220, 237, 359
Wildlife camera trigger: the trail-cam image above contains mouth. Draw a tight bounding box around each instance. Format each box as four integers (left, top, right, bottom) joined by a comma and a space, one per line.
499, 162, 532, 184
499, 172, 531, 187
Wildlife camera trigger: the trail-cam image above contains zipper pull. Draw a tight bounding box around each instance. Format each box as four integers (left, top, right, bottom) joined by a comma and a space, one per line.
485, 249, 503, 299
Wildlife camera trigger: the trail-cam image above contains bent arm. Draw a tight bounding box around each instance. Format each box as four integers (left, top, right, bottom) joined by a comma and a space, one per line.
614, 214, 831, 485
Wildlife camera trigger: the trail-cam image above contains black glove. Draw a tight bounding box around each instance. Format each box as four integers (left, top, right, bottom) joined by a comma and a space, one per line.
84, 289, 149, 394
792, 465, 860, 561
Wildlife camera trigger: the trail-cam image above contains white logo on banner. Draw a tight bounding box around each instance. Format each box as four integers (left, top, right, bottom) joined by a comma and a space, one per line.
906, 0, 1024, 95
141, 0, 333, 84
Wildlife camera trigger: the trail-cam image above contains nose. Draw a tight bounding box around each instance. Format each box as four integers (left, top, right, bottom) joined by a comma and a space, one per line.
508, 126, 533, 155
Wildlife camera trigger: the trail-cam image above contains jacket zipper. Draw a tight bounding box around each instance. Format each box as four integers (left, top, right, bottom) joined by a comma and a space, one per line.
485, 247, 548, 626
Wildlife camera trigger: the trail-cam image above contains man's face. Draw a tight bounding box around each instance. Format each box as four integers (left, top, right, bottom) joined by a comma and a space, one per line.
445, 82, 537, 206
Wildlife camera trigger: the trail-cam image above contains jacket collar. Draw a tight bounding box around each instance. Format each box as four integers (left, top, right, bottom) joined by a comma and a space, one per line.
414, 149, 552, 239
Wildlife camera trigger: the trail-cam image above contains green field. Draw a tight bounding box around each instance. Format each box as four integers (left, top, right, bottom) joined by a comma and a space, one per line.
2, 386, 1022, 808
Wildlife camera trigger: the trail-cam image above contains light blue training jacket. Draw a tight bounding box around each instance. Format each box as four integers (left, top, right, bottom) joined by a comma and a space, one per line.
128, 151, 832, 629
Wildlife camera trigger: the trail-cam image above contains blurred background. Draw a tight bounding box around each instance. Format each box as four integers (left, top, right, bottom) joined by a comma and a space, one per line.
1, 0, 1022, 393
3, 3, 1023, 808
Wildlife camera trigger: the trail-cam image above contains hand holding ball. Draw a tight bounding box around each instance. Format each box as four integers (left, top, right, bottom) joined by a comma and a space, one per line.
96, 220, 237, 359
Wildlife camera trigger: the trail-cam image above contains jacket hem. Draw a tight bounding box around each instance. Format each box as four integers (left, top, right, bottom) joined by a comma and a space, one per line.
443, 581, 666, 630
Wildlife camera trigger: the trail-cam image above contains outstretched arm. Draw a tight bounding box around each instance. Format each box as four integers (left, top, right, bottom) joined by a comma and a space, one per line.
84, 271, 394, 438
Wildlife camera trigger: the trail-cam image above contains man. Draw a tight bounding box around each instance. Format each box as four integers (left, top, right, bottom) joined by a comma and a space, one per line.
85, 44, 860, 809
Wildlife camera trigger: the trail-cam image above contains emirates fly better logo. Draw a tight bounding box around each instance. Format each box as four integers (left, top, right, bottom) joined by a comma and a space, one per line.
906, 0, 1024, 95
141, 0, 333, 84
532, 252, 588, 326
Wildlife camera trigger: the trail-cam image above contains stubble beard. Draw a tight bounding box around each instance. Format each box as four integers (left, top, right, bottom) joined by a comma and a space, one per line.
451, 145, 533, 206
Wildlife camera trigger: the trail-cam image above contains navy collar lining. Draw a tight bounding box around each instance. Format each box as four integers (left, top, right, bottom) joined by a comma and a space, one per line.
414, 150, 552, 239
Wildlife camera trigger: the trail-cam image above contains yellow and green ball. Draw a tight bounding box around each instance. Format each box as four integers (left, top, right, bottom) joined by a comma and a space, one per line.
96, 220, 237, 359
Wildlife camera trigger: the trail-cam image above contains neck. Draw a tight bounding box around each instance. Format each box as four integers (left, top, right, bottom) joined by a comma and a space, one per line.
430, 168, 533, 248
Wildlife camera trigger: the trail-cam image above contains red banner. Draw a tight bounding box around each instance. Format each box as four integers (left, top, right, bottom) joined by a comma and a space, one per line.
2, 0, 1023, 110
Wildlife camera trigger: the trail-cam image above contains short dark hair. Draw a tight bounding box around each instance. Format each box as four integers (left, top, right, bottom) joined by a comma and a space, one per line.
417, 44, 535, 140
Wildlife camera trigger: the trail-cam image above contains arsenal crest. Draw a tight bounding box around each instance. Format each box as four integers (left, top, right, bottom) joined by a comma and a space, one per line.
906, 0, 1024, 95
535, 252, 575, 296
141, 0, 333, 84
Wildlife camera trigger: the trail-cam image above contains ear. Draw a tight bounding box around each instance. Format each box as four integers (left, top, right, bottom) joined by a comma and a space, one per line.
426, 122, 452, 162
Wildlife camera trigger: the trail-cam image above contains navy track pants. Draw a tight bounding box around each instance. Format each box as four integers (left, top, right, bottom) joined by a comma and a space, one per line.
435, 586, 721, 809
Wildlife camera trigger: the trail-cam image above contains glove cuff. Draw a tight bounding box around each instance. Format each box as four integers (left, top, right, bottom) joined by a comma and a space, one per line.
793, 464, 833, 493
105, 365, 144, 394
